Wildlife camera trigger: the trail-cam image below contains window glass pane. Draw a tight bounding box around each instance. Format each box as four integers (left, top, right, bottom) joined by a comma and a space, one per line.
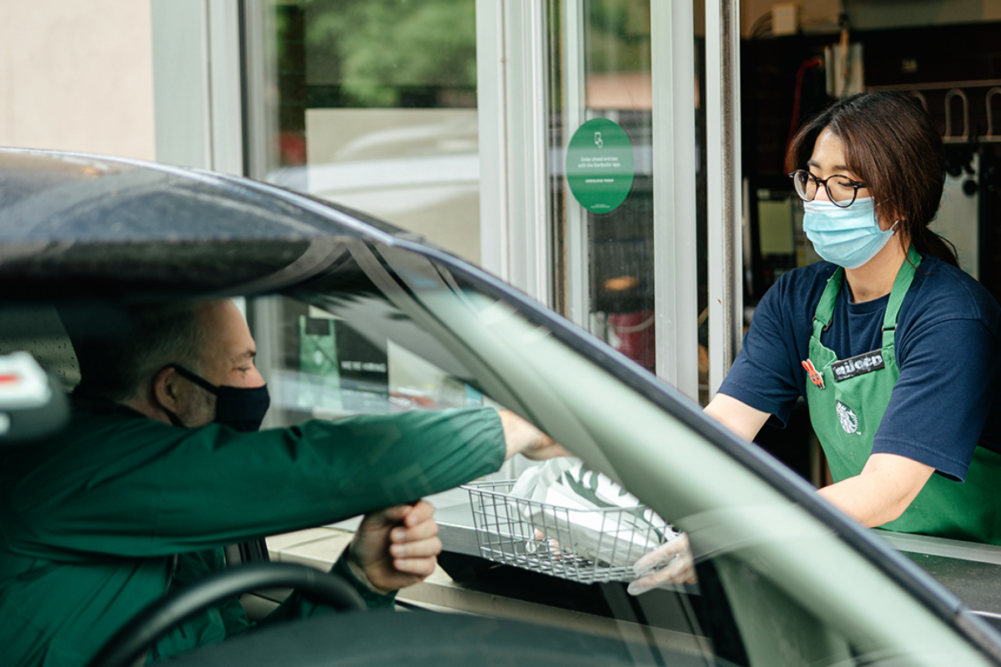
0, 306, 79, 389
259, 0, 481, 263
547, 1, 709, 402
583, 1, 656, 373
254, 293, 485, 428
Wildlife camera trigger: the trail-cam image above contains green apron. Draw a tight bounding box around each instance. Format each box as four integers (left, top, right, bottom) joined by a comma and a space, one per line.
805, 247, 1001, 544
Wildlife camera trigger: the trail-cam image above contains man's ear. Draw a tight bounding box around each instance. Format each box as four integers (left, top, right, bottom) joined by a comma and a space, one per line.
152, 366, 182, 413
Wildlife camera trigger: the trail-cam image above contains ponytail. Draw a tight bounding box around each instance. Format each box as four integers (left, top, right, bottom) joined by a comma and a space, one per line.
910, 227, 959, 267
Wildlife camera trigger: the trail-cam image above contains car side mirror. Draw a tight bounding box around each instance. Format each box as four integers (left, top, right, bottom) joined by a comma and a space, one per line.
0, 352, 69, 445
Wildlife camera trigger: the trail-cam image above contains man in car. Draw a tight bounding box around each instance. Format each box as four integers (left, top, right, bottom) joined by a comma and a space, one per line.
0, 299, 562, 666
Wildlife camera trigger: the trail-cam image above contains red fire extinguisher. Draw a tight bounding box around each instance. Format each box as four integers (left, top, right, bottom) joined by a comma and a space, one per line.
607, 310, 655, 371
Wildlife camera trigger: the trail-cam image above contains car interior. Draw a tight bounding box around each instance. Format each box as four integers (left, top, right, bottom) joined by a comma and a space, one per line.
0, 236, 996, 666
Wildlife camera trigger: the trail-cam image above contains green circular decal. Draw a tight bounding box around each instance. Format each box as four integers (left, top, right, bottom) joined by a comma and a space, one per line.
566, 118, 635, 214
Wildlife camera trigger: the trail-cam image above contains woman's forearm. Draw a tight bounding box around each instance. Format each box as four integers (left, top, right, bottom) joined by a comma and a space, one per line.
818, 452, 934, 527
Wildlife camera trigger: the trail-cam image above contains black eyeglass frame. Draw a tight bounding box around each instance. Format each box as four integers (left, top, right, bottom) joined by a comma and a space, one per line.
788, 169, 868, 208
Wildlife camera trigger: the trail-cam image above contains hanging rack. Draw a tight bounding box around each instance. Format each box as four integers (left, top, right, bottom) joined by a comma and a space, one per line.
909, 90, 928, 112
986, 87, 1001, 141
944, 89, 970, 143
869, 79, 1001, 143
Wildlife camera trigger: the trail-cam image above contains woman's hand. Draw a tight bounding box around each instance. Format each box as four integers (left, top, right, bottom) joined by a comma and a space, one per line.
627, 534, 697, 595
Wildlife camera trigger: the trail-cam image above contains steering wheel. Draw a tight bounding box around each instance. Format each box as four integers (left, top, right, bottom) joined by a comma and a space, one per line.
87, 562, 366, 667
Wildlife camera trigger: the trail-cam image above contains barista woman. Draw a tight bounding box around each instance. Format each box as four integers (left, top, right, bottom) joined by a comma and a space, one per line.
629, 91, 1001, 595
709, 91, 1001, 542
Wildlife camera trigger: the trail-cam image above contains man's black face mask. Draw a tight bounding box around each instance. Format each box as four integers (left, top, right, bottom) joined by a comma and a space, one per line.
161, 364, 271, 433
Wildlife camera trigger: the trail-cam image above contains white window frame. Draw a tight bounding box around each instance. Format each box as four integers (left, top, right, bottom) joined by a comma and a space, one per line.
150, 0, 243, 175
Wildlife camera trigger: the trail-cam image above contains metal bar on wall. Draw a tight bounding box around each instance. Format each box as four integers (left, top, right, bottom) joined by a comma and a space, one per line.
240, 0, 276, 182
207, 0, 244, 176
706, 0, 743, 398
870, 78, 1001, 92
562, 0, 588, 328
151, 0, 243, 175
504, 0, 551, 306
150, 0, 212, 169
476, 0, 509, 282
651, 0, 698, 401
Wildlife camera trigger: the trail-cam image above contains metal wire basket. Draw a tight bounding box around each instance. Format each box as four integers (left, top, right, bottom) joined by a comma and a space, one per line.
463, 480, 668, 585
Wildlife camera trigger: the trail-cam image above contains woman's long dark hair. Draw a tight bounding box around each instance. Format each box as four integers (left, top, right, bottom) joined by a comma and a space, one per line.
787, 91, 958, 267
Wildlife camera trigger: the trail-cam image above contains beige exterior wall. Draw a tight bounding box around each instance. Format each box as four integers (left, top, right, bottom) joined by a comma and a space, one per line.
0, 0, 156, 160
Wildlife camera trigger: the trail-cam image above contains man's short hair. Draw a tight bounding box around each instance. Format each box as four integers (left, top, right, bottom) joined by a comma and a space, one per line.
71, 303, 205, 401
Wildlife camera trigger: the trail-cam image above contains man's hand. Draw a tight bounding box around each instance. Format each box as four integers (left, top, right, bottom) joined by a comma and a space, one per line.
346, 500, 442, 594
626, 534, 696, 596
499, 410, 569, 461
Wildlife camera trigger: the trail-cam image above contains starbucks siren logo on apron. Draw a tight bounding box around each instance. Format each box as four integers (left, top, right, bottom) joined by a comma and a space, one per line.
836, 401, 859, 434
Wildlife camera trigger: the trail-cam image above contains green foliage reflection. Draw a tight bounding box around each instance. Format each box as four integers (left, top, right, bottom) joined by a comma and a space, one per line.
284, 0, 477, 108
586, 0, 651, 74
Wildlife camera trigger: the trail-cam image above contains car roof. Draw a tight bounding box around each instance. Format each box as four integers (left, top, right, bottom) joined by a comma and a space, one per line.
0, 147, 427, 301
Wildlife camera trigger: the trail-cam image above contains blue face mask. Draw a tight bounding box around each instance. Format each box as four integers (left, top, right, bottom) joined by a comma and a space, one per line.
803, 197, 897, 270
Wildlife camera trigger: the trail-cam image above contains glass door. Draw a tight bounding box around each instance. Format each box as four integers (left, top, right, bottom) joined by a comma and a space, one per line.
552, 0, 657, 372
546, 0, 704, 400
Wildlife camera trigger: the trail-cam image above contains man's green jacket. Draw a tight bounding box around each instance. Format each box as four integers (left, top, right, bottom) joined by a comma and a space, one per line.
0, 399, 506, 666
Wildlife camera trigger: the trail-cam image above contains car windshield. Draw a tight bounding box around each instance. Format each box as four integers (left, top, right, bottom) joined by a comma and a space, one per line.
235, 237, 991, 666
1, 234, 992, 666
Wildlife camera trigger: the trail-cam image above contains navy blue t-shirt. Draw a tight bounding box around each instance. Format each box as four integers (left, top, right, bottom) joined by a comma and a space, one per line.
720, 254, 1001, 481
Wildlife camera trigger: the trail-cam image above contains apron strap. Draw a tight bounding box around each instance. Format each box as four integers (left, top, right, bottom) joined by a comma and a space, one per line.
811, 268, 844, 338
881, 246, 922, 348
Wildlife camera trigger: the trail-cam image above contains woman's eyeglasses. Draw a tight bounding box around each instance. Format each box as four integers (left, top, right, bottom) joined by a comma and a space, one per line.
789, 169, 867, 208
